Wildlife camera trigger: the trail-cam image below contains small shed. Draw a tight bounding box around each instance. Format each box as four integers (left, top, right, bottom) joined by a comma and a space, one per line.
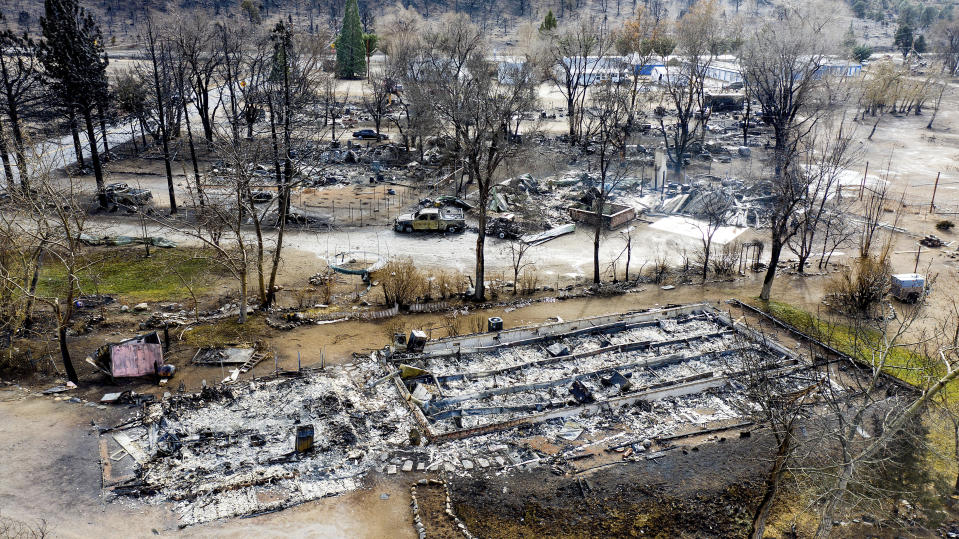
890, 274, 925, 303
94, 332, 163, 379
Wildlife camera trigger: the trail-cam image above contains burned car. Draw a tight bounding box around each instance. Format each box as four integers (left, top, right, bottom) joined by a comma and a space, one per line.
394, 206, 465, 233
103, 182, 153, 211
486, 214, 522, 239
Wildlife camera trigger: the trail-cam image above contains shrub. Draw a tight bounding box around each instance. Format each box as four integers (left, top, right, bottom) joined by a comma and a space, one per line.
467, 314, 487, 334
382, 319, 411, 343
647, 253, 671, 284
826, 253, 891, 315
711, 242, 740, 277
935, 220, 954, 232
372, 258, 426, 307
432, 269, 469, 299
518, 267, 539, 295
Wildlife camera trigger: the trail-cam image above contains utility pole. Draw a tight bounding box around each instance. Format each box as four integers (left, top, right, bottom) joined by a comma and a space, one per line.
930, 171, 941, 213
859, 161, 868, 200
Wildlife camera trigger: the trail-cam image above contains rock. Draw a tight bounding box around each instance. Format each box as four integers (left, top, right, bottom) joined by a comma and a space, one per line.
737, 146, 751, 157
120, 305, 130, 312
495, 456, 506, 467
386, 465, 397, 475
477, 458, 490, 468
416, 462, 425, 471
402, 460, 413, 472
133, 302, 149, 312
461, 459, 474, 470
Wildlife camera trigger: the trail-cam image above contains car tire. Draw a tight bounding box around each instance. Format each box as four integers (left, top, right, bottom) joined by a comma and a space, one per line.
404, 225, 413, 233
498, 231, 506, 239
447, 226, 458, 234
395, 223, 403, 232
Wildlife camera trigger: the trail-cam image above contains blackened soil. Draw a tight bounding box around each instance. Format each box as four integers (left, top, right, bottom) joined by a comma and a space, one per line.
451, 433, 776, 538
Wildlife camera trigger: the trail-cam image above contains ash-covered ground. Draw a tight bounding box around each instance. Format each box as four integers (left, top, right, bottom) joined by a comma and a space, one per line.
106, 306, 831, 528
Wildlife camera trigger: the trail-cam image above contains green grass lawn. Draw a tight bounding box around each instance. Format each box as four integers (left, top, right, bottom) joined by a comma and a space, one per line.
747, 299, 932, 388
37, 248, 228, 303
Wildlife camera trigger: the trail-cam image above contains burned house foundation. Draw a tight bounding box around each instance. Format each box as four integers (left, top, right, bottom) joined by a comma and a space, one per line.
103, 303, 841, 527
386, 304, 800, 442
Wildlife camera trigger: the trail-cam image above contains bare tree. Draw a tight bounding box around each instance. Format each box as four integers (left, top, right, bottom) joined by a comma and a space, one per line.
504, 238, 535, 294
786, 125, 860, 273
0, 16, 42, 190
808, 299, 959, 538
262, 21, 324, 308
544, 17, 613, 145
740, 2, 838, 300
932, 300, 959, 495
925, 74, 948, 130
362, 72, 391, 137
170, 14, 222, 144
656, 0, 721, 169
693, 188, 732, 280
380, 5, 437, 158
615, 6, 672, 133
724, 324, 819, 539
414, 14, 536, 300
0, 155, 94, 384
139, 17, 181, 213
858, 173, 893, 258
164, 141, 255, 323
932, 16, 959, 76
584, 83, 631, 284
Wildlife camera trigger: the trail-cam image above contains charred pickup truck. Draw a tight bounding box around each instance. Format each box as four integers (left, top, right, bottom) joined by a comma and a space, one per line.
394, 206, 465, 233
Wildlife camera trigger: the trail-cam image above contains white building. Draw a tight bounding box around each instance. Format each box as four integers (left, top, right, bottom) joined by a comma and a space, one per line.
560, 56, 630, 85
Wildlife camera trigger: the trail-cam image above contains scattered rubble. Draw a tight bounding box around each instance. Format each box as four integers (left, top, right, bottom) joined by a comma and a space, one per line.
105, 304, 856, 528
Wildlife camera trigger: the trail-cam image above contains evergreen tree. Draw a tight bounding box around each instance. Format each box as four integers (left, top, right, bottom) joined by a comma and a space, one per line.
914, 33, 927, 53
336, 0, 365, 79
540, 10, 558, 32
37, 0, 109, 206
852, 44, 873, 62
894, 24, 914, 58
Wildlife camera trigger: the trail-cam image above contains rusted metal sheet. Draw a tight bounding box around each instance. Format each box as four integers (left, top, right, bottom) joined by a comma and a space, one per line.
110, 341, 162, 377
99, 332, 163, 378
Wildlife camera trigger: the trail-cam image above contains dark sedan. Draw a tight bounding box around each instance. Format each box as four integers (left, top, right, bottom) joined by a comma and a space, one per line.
352, 129, 388, 141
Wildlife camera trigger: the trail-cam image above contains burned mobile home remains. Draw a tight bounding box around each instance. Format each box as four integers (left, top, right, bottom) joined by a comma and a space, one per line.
385, 304, 800, 441
103, 303, 901, 527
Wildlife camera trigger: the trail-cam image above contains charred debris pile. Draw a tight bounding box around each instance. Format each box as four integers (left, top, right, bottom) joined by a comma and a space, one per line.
106, 304, 858, 527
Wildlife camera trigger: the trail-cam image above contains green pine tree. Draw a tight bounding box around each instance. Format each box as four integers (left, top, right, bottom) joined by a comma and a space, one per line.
37, 0, 109, 204
540, 10, 557, 32
336, 0, 365, 79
